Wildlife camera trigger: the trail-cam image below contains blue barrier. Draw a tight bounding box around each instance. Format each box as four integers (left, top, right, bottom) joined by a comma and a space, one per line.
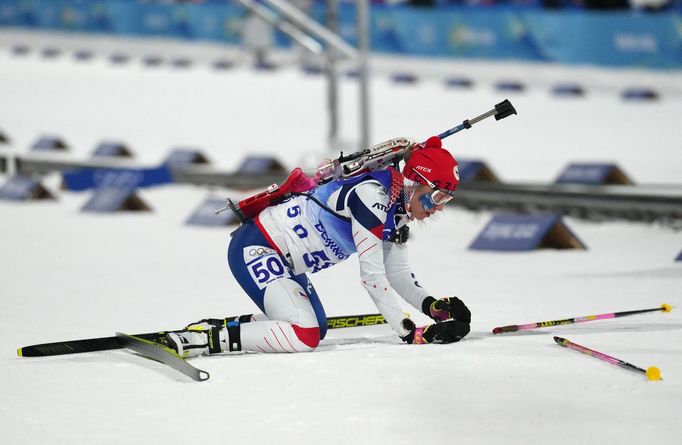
1, 2, 680, 69
302, 64, 323, 75
253, 59, 279, 71
236, 155, 286, 175
212, 59, 235, 70
74, 49, 95, 61
552, 83, 585, 97
622, 87, 659, 101
554, 163, 633, 185
469, 213, 586, 251
11, 45, 30, 56
676, 251, 682, 262
0, 175, 54, 201
81, 186, 150, 212
495, 80, 526, 92
109, 53, 130, 64
142, 54, 164, 67
62, 164, 173, 191
91, 141, 133, 159
444, 76, 474, 89
41, 47, 61, 58
186, 196, 238, 227
31, 136, 68, 152
391, 72, 419, 84
170, 57, 192, 69
164, 149, 210, 167
456, 159, 499, 183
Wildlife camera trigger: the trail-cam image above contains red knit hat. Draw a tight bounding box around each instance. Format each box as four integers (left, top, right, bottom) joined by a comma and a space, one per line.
402, 136, 459, 193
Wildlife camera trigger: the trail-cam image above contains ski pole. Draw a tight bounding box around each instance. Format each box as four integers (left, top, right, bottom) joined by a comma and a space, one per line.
492, 303, 672, 334
554, 336, 662, 381
436, 99, 517, 141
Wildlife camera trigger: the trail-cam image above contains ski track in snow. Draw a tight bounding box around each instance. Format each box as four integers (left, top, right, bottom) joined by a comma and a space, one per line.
1, 31, 681, 445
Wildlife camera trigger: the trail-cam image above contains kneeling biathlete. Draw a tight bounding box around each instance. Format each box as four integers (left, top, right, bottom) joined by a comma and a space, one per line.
167, 136, 471, 357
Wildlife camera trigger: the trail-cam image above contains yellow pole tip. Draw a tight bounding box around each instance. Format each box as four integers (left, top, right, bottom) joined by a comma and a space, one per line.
646, 367, 661, 381
17, 348, 22, 357
661, 304, 672, 313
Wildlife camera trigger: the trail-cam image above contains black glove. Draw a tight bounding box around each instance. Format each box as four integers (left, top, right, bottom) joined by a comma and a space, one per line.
400, 318, 470, 344
423, 296, 471, 324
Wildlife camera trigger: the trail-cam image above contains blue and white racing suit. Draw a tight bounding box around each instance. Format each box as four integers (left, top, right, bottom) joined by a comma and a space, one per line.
227, 168, 431, 352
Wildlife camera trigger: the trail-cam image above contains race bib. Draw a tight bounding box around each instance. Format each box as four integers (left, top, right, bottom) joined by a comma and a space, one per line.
243, 245, 291, 289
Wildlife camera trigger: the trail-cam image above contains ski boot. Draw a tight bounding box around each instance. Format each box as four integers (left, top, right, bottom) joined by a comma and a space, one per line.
166, 317, 246, 358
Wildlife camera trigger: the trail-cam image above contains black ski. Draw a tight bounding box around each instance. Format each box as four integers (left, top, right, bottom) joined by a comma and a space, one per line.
18, 332, 166, 357
18, 313, 389, 357
116, 332, 209, 382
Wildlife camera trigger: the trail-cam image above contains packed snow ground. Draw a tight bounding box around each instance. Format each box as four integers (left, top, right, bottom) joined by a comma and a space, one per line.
1, 31, 681, 445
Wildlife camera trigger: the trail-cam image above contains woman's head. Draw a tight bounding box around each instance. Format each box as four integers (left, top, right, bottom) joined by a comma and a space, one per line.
402, 136, 459, 220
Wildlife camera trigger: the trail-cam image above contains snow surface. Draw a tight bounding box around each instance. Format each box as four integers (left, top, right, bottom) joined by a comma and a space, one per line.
1, 31, 682, 445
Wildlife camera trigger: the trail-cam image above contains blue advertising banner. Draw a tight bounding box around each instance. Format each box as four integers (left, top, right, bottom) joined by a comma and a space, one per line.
325, 3, 406, 53
105, 1, 186, 37
1, 2, 680, 69
11, 0, 111, 31
390, 8, 545, 60
184, 3, 243, 43
34, 0, 77, 30
63, 164, 173, 192
523, 11, 682, 69
26, 0, 61, 30
0, 0, 18, 26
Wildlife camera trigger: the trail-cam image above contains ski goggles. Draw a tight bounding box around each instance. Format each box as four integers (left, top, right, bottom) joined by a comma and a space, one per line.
410, 168, 455, 211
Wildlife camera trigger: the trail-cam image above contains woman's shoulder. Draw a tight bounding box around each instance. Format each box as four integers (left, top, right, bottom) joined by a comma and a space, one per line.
348, 176, 388, 195
345, 179, 390, 213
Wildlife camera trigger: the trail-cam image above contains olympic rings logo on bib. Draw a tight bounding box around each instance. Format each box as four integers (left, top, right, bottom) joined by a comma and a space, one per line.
246, 246, 277, 259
